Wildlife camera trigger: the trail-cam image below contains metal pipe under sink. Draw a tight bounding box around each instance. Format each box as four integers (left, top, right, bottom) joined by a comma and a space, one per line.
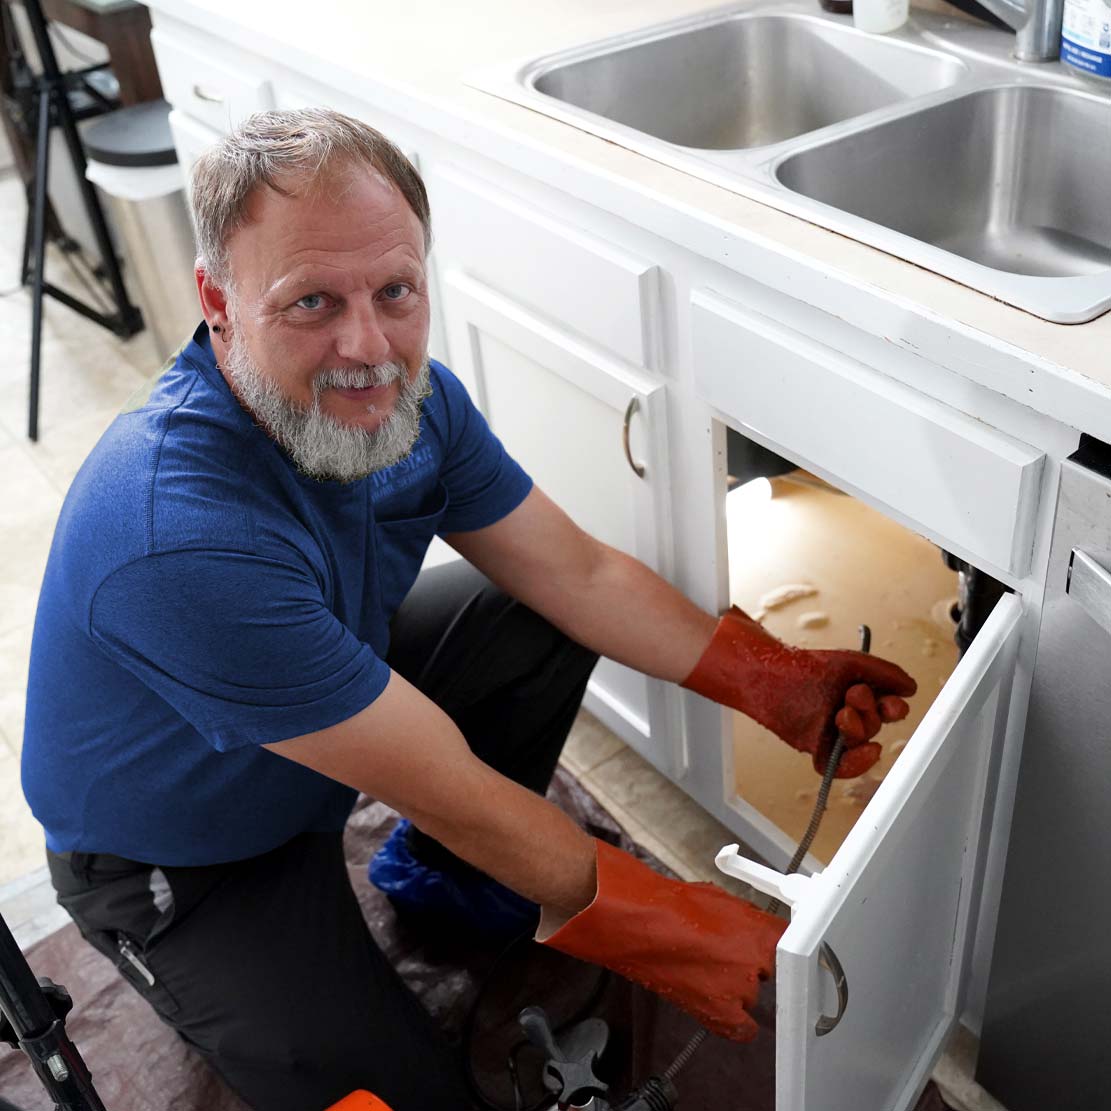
975, 0, 1064, 61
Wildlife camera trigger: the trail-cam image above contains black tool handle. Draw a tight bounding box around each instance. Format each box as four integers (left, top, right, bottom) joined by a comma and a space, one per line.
0, 912, 108, 1111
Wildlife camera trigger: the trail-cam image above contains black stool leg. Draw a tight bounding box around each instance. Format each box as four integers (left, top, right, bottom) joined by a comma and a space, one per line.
20, 181, 61, 288
28, 84, 51, 444
20, 182, 33, 288
22, 0, 141, 339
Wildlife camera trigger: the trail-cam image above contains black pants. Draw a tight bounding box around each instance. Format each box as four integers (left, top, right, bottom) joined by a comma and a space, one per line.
46, 561, 598, 1111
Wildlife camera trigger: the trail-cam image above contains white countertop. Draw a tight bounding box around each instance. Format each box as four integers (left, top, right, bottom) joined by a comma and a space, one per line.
146, 0, 1111, 438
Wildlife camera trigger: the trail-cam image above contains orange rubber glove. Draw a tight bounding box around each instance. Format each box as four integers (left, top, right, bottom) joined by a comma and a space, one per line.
682, 606, 917, 778
542, 839, 784, 1042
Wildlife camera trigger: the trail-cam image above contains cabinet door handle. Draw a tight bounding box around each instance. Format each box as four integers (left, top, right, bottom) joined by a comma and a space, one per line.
815, 941, 848, 1036
1068, 549, 1111, 638
622, 396, 646, 479
192, 84, 225, 104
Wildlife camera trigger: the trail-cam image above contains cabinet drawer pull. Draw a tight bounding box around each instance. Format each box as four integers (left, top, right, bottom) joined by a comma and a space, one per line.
1068, 549, 1111, 638
622, 396, 646, 479
192, 84, 225, 104
815, 941, 848, 1036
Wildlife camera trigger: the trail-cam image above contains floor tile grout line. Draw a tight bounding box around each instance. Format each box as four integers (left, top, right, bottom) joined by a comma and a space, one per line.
582, 753, 752, 882
577, 745, 625, 777
576, 770, 699, 881
0, 864, 50, 905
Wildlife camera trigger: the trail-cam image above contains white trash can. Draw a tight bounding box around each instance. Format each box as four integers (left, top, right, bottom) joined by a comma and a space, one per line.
83, 100, 200, 361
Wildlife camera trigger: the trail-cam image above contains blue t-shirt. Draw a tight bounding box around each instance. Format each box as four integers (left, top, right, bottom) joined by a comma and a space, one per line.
21, 324, 533, 866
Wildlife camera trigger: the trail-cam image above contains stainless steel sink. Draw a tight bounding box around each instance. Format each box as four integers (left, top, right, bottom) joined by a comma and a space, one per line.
470, 1, 1111, 322
531, 13, 965, 150
778, 83, 1111, 274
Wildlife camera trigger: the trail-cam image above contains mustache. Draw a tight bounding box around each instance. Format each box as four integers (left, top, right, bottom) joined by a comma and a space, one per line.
313, 362, 408, 392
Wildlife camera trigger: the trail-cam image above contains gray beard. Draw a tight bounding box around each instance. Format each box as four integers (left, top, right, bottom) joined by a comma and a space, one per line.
224, 339, 433, 483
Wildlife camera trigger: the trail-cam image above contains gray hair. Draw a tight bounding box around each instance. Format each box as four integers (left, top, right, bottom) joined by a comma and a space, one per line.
189, 107, 431, 288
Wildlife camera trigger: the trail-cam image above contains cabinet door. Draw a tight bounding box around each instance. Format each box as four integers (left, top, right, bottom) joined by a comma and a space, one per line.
439, 270, 681, 775
718, 594, 1023, 1111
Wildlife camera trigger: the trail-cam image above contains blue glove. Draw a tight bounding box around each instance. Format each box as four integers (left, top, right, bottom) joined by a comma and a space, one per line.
369, 819, 540, 941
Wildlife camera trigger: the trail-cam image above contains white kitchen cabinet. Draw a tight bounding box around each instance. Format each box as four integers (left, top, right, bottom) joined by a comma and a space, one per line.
437, 268, 683, 776
140, 11, 1072, 1105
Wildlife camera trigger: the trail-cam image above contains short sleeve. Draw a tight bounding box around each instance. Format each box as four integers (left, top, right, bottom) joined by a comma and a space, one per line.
89, 550, 390, 751
432, 365, 533, 533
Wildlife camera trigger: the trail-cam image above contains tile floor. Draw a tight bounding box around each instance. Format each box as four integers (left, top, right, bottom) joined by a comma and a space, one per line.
0, 167, 1003, 1110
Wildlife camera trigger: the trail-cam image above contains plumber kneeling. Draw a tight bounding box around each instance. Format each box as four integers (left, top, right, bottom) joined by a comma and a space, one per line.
21, 108, 916, 1111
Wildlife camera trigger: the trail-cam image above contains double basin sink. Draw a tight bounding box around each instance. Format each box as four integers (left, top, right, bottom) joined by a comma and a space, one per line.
471, 2, 1111, 323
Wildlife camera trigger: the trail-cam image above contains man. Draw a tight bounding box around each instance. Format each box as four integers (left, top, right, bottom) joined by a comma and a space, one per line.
21, 109, 915, 1111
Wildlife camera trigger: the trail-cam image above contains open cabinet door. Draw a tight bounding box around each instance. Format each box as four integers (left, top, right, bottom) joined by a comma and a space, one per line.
719, 594, 1023, 1111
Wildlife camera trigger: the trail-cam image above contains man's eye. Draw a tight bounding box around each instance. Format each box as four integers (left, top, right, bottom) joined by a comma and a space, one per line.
382, 283, 411, 302
295, 293, 328, 311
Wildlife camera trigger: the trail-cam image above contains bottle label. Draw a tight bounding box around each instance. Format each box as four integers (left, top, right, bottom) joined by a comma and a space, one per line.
1062, 0, 1111, 78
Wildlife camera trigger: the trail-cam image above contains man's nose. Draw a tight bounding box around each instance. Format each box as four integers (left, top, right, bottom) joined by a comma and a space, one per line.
335, 299, 392, 367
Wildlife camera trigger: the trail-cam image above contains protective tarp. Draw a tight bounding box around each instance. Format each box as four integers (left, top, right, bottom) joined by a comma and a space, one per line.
0, 769, 954, 1111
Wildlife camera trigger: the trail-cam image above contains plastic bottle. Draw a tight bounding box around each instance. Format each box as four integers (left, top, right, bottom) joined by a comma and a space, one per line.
853, 0, 909, 33
1061, 0, 1111, 81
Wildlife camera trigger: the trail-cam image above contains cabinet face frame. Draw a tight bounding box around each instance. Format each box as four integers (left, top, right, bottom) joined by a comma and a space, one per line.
684, 281, 1046, 857
438, 268, 684, 776
691, 289, 1046, 582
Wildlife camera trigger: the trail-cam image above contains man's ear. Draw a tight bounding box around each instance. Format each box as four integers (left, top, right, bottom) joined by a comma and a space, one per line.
196, 264, 231, 337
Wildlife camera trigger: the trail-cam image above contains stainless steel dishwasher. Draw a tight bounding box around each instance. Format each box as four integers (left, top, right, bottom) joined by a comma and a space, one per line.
979, 439, 1111, 1110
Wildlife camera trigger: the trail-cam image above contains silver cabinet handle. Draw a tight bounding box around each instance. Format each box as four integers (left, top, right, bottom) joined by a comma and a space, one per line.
815, 941, 848, 1036
1068, 549, 1111, 638
622, 396, 646, 479
192, 84, 225, 104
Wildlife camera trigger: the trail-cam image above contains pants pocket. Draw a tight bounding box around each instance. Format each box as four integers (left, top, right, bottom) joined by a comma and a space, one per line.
115, 931, 181, 1018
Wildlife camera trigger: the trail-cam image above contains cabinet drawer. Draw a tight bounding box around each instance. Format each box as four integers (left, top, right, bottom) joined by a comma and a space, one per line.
427, 166, 662, 370
152, 29, 273, 132
692, 289, 1045, 577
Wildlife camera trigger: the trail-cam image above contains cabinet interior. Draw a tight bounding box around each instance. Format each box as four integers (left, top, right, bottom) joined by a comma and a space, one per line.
722, 426, 970, 864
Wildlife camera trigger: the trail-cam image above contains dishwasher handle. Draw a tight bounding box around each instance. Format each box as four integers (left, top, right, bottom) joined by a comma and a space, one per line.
1067, 549, 1111, 638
